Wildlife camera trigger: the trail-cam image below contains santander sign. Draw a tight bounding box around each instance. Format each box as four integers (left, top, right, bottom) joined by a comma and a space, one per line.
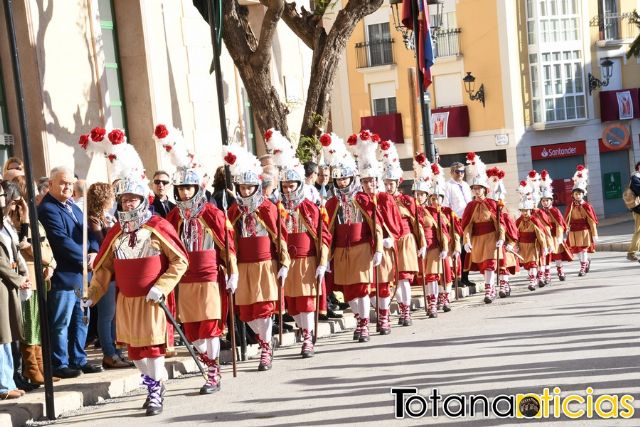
531, 141, 586, 161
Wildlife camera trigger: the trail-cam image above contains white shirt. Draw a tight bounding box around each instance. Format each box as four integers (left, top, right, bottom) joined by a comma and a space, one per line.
304, 184, 321, 205
443, 178, 472, 217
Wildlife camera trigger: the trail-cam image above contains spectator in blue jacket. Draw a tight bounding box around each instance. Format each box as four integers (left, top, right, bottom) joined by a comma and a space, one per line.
38, 166, 102, 378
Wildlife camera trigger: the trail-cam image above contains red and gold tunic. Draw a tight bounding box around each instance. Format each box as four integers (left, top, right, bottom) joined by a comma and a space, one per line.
540, 205, 573, 261
500, 209, 520, 275
166, 204, 238, 341
88, 216, 188, 351
390, 193, 425, 280
564, 201, 598, 253
443, 206, 462, 284
417, 205, 452, 282
228, 200, 290, 321
281, 199, 331, 315
326, 192, 383, 294
461, 198, 505, 272
516, 214, 549, 269
375, 192, 404, 285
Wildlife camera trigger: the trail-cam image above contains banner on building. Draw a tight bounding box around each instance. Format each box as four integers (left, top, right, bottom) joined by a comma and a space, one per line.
616, 91, 634, 120
431, 111, 449, 140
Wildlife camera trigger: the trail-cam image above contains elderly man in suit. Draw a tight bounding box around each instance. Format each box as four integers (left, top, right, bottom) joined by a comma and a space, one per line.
38, 166, 102, 378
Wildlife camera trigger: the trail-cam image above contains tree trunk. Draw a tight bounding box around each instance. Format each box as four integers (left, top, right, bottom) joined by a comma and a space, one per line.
299, 0, 384, 138
235, 62, 290, 137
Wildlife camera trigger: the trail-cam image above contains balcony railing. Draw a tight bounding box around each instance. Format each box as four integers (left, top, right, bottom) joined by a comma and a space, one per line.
433, 27, 461, 59
590, 12, 638, 41
355, 38, 395, 68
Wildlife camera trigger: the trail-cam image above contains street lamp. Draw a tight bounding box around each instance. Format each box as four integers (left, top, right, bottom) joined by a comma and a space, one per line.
390, 0, 444, 50
463, 72, 485, 107
389, 0, 443, 162
588, 58, 614, 95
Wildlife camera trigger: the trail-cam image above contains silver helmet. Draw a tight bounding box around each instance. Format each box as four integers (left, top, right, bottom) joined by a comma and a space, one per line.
173, 166, 207, 219
115, 176, 152, 232
280, 166, 305, 207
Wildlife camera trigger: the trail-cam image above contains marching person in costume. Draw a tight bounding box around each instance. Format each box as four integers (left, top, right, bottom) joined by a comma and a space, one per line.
351, 132, 403, 333
265, 130, 330, 357
487, 167, 518, 297
85, 130, 188, 416
565, 165, 599, 277
156, 125, 238, 394
224, 144, 290, 371
375, 136, 425, 327
419, 159, 455, 317
461, 153, 505, 303
324, 133, 383, 342
515, 181, 550, 291
527, 169, 554, 286
431, 162, 460, 314
538, 170, 573, 281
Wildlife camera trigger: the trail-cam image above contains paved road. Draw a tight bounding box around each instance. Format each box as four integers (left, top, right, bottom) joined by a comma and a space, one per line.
52, 252, 640, 426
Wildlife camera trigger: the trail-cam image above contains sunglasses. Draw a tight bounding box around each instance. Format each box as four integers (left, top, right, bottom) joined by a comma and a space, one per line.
454, 170, 465, 174
154, 180, 170, 186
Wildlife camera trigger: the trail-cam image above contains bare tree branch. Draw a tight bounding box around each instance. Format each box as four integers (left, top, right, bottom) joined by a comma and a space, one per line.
281, 1, 321, 49
219, 1, 256, 61
252, 0, 285, 67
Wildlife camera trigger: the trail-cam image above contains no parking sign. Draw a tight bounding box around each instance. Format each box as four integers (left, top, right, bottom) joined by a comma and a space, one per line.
601, 123, 630, 151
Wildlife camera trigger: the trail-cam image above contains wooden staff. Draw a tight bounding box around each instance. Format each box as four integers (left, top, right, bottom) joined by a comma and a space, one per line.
313, 205, 323, 344
449, 209, 460, 301
276, 202, 283, 345
437, 206, 445, 298
496, 200, 503, 284
221, 190, 237, 377
373, 193, 380, 328
415, 194, 428, 315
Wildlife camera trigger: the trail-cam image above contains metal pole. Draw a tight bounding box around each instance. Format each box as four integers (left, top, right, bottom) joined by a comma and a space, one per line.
3, 0, 55, 419
208, 0, 232, 189
411, 0, 436, 163
209, 0, 248, 360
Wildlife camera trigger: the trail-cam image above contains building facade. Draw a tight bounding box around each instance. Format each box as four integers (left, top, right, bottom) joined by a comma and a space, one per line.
333, 0, 640, 217
0, 0, 312, 182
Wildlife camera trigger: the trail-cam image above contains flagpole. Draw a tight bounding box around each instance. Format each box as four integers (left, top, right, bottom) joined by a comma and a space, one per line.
411, 0, 436, 163
3, 0, 55, 419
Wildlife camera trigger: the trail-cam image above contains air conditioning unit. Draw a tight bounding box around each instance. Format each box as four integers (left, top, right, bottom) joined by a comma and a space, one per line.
0, 134, 15, 146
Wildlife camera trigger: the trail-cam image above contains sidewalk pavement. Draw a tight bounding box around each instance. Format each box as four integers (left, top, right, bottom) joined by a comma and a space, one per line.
0, 315, 358, 426
596, 214, 634, 252
1, 216, 636, 425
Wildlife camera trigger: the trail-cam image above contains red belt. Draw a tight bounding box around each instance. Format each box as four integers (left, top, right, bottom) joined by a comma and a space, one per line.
114, 255, 168, 297
519, 232, 536, 244
472, 221, 495, 236
237, 236, 274, 263
400, 217, 412, 236
570, 219, 589, 231
182, 249, 218, 283
287, 232, 316, 258
334, 222, 371, 247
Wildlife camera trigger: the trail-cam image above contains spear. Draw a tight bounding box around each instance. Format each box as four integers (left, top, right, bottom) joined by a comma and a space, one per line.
221, 188, 237, 377
313, 204, 323, 344
415, 194, 428, 315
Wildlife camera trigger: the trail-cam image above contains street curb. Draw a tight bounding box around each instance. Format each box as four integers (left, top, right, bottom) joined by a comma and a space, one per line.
0, 316, 358, 426
598, 242, 630, 252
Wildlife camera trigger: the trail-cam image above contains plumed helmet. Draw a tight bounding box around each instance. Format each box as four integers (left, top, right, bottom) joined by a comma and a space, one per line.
412, 153, 432, 193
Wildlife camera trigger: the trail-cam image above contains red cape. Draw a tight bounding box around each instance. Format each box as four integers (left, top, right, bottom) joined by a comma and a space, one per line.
564, 201, 598, 225
94, 215, 188, 269
461, 198, 504, 231
228, 199, 287, 243
542, 206, 567, 230
166, 203, 236, 257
